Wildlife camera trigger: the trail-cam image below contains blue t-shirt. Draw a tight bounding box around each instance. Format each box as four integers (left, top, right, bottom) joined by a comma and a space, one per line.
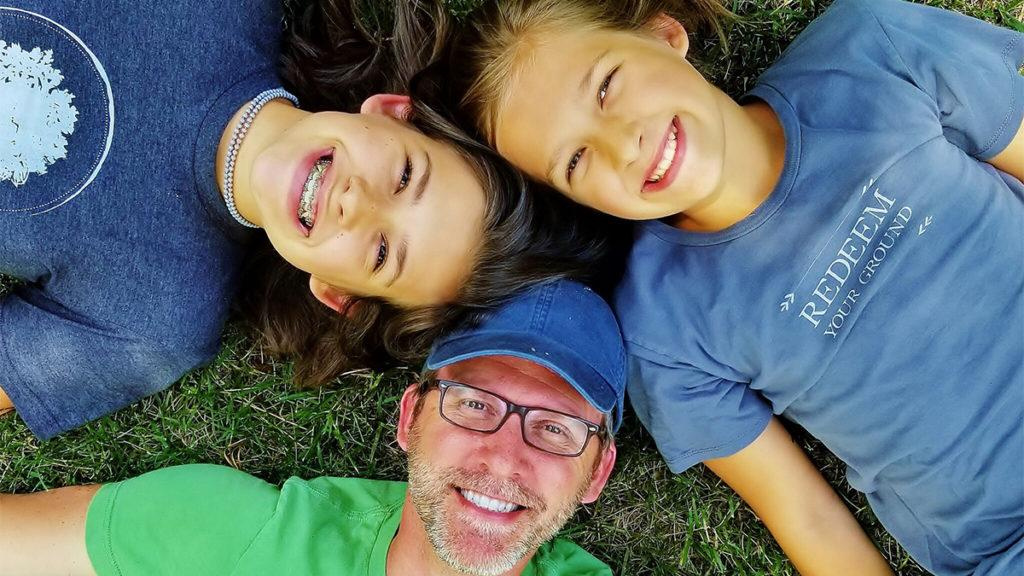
0, 0, 282, 438
615, 1, 1024, 574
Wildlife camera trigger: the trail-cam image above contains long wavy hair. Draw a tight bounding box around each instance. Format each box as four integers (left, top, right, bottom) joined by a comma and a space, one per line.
411, 0, 730, 145
235, 0, 623, 387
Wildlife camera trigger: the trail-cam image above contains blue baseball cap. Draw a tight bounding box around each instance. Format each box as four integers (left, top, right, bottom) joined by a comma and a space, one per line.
426, 279, 626, 431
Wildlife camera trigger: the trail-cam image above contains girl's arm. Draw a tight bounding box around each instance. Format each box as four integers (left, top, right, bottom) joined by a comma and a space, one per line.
988, 118, 1024, 182
705, 418, 893, 576
0, 485, 100, 575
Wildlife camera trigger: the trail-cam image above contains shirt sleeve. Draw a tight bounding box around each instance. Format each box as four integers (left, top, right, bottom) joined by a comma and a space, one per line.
860, 0, 1024, 159
627, 351, 772, 473
532, 538, 613, 575
85, 464, 282, 576
0, 290, 207, 439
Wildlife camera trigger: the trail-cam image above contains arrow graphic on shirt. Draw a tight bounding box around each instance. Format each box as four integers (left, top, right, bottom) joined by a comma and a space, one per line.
918, 216, 933, 235
780, 293, 795, 312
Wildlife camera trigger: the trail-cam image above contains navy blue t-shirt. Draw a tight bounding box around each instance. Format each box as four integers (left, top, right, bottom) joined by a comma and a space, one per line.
615, 1, 1023, 574
0, 0, 282, 438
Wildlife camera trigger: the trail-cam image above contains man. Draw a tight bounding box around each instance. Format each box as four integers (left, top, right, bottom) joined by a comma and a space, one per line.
0, 280, 625, 576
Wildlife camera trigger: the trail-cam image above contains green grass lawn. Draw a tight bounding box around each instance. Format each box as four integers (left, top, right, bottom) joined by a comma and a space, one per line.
2, 1, 1021, 574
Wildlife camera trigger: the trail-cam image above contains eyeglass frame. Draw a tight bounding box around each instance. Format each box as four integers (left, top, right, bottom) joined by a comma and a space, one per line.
422, 379, 608, 458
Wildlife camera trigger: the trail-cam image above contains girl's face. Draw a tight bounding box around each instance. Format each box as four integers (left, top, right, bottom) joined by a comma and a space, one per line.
248, 101, 486, 309
492, 17, 728, 221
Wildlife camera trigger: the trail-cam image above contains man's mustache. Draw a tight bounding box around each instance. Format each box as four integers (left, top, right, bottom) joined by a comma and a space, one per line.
446, 467, 547, 513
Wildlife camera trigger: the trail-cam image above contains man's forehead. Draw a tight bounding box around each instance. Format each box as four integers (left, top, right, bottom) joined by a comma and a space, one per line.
437, 355, 598, 418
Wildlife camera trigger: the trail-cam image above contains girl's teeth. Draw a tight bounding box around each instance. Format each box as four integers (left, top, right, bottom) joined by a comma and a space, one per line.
649, 131, 678, 183
298, 157, 331, 228
460, 489, 518, 514
648, 127, 678, 183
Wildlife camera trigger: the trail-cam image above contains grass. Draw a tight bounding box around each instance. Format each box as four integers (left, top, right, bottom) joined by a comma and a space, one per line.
2, 1, 1021, 574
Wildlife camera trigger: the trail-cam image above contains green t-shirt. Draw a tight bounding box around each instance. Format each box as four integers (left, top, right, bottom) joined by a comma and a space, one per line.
85, 464, 612, 575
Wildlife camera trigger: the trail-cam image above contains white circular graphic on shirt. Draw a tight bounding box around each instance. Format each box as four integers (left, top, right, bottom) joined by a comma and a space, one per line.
0, 7, 115, 213
0, 40, 79, 187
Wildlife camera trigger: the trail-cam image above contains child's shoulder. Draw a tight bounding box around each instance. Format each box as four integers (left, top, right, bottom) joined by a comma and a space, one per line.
821, 0, 924, 24
777, 0, 1021, 77
766, 0, 959, 78
760, 0, 892, 82
811, 0, 980, 40
791, 0, 904, 49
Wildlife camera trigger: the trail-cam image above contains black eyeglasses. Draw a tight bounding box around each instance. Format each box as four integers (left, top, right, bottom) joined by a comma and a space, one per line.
425, 379, 605, 457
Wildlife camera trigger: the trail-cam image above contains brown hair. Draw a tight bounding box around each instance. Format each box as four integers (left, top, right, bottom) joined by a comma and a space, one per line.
234, 0, 625, 387
416, 0, 730, 144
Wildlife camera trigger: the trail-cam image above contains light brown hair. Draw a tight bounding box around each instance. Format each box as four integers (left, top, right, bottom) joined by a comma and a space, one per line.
425, 0, 730, 143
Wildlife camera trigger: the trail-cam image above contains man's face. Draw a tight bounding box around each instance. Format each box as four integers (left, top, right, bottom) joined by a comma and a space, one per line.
397, 356, 616, 576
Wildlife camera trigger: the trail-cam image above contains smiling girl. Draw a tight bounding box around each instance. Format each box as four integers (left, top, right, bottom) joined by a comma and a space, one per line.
0, 0, 608, 439
420, 0, 1024, 574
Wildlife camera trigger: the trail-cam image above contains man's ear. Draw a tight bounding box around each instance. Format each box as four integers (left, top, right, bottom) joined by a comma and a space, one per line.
360, 93, 414, 120
581, 441, 617, 504
396, 383, 422, 452
308, 276, 353, 314
646, 12, 689, 57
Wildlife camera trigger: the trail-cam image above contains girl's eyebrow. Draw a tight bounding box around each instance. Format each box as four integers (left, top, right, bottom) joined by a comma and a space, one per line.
579, 49, 611, 97
386, 239, 408, 289
543, 50, 613, 182
387, 154, 431, 288
546, 152, 563, 183
412, 152, 432, 206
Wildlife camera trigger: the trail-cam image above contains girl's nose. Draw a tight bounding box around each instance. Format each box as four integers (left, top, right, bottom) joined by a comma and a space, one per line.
595, 117, 642, 171
337, 176, 377, 230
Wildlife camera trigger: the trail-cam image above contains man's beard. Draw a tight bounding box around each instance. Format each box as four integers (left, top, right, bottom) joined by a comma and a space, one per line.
406, 430, 593, 576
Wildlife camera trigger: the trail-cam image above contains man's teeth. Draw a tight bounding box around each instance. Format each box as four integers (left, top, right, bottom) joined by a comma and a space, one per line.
298, 157, 332, 229
460, 489, 519, 514
648, 125, 678, 184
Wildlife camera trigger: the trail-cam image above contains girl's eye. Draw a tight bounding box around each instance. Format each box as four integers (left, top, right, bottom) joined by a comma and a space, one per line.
373, 234, 388, 272
396, 156, 412, 194
566, 149, 584, 183
598, 66, 619, 107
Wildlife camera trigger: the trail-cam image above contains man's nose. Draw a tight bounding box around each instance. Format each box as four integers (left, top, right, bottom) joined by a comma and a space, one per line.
594, 116, 642, 171
474, 414, 531, 475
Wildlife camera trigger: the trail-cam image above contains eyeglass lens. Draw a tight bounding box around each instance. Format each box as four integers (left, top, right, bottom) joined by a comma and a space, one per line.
440, 382, 592, 456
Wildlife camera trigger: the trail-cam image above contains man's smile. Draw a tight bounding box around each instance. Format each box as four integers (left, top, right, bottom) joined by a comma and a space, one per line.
458, 487, 526, 514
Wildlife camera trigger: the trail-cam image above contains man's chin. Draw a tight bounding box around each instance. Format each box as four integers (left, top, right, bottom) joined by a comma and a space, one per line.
433, 522, 530, 576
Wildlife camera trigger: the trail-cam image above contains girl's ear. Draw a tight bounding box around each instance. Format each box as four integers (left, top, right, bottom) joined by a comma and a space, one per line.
396, 383, 422, 452
646, 12, 689, 57
308, 276, 354, 314
360, 93, 414, 120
